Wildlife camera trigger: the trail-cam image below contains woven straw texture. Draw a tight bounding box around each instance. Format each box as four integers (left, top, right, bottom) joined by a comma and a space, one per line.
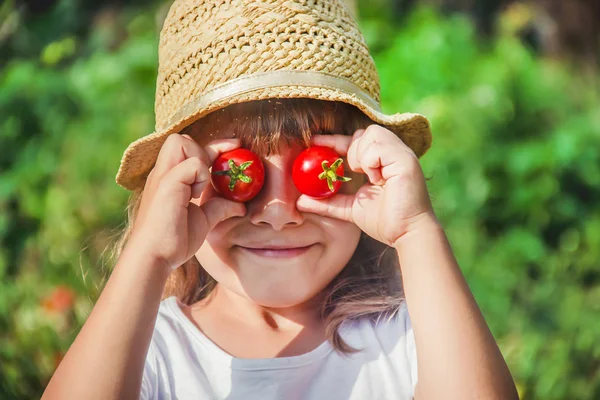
116, 0, 432, 190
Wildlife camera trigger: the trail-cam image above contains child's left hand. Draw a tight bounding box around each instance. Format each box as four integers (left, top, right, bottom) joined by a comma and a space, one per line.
296, 125, 437, 247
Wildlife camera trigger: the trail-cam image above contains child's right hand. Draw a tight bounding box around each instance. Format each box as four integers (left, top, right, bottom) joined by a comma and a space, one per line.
127, 134, 247, 272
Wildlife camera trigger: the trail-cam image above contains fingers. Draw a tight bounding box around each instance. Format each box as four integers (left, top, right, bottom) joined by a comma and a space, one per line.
203, 138, 242, 165
149, 134, 206, 188
296, 193, 354, 222
186, 198, 246, 261
195, 179, 219, 205
346, 128, 367, 174
347, 125, 407, 185
312, 127, 389, 187
199, 196, 247, 230
357, 141, 385, 185
147, 133, 241, 191
160, 155, 210, 195
310, 134, 353, 156
348, 127, 386, 184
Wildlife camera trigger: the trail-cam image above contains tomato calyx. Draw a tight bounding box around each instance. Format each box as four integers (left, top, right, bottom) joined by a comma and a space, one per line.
212, 159, 254, 191
211, 148, 264, 202
292, 146, 352, 199
318, 158, 352, 192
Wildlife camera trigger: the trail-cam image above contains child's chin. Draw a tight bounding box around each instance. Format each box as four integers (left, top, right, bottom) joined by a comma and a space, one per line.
239, 283, 327, 310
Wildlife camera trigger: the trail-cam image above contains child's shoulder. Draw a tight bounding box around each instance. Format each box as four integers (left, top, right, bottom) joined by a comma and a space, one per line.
335, 300, 414, 356
151, 296, 195, 343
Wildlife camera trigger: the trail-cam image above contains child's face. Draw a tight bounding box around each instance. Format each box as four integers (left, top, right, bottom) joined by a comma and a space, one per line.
190, 130, 366, 309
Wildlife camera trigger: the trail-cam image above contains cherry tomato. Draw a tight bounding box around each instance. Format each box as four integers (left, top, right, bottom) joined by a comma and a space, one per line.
211, 148, 265, 202
41, 285, 75, 313
292, 146, 352, 199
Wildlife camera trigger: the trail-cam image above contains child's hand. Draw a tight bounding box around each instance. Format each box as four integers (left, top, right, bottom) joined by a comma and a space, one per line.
296, 125, 437, 247
127, 134, 246, 272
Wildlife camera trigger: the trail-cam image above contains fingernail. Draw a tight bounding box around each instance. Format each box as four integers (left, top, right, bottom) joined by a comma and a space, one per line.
296, 195, 314, 207
295, 196, 307, 207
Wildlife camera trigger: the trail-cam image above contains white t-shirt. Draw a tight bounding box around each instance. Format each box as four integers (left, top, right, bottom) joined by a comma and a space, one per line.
140, 296, 418, 400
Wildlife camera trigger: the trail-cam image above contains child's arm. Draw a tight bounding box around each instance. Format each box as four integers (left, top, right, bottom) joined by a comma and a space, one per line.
42, 135, 245, 400
41, 245, 170, 400
395, 213, 519, 400
296, 127, 519, 399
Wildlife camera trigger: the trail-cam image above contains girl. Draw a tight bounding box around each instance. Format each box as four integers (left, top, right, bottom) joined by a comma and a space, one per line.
42, 0, 518, 399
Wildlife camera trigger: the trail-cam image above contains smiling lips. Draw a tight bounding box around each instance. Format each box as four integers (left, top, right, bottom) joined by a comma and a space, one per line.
237, 244, 316, 258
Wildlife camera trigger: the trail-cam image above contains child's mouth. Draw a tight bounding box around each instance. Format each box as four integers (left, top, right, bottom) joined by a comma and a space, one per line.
237, 244, 315, 258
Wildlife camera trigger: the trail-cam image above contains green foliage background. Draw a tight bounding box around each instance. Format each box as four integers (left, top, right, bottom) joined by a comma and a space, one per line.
1, 1, 599, 399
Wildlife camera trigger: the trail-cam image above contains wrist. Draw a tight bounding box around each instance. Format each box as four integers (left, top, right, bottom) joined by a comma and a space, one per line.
117, 239, 174, 282
393, 210, 443, 250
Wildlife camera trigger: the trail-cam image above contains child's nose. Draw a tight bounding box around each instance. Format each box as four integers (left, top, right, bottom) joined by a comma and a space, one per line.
246, 151, 304, 231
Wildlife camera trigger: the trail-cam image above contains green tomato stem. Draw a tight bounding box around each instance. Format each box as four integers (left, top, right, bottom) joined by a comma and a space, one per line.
211, 159, 253, 191
317, 158, 352, 192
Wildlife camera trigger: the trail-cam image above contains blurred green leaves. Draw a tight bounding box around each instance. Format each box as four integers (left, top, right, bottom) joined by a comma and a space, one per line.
370, 7, 600, 399
40, 36, 76, 66
0, 5, 157, 397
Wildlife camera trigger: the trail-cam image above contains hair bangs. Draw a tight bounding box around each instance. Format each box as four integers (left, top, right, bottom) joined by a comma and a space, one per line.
184, 98, 371, 157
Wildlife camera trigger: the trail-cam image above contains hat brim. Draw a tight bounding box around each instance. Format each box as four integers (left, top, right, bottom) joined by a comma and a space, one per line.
115, 85, 432, 190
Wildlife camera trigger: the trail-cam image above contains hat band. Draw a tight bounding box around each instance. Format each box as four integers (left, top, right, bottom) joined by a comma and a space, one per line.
163, 70, 382, 130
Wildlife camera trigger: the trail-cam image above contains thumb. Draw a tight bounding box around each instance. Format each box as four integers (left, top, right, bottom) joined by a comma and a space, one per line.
200, 196, 247, 230
186, 197, 246, 259
296, 194, 354, 222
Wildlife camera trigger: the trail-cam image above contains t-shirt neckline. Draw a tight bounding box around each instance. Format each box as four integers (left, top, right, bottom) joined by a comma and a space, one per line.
163, 295, 336, 371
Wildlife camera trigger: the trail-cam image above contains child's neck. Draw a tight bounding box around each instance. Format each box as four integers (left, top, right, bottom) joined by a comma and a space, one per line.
185, 284, 328, 358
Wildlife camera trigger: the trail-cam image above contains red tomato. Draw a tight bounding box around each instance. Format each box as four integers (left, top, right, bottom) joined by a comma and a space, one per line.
292, 146, 352, 199
211, 148, 265, 202
41, 285, 75, 313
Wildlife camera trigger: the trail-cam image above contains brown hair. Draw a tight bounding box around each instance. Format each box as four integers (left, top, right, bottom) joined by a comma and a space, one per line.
107, 98, 405, 355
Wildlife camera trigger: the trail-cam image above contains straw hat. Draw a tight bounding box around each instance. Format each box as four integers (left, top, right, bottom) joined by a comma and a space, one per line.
115, 0, 432, 190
